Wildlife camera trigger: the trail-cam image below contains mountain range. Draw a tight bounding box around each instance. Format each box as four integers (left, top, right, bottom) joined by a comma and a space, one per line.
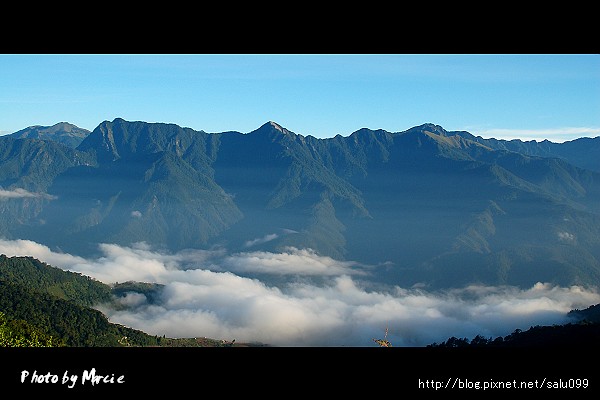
1, 119, 599, 290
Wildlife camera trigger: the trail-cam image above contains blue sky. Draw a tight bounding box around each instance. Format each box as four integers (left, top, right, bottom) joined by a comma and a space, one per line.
1, 54, 598, 142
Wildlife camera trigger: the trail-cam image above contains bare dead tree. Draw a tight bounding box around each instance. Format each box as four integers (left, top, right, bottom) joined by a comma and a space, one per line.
373, 326, 392, 347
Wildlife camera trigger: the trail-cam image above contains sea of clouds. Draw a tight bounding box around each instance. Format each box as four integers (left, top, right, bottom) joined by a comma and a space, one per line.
1, 238, 598, 347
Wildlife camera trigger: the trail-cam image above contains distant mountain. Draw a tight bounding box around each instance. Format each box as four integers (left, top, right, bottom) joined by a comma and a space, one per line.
7, 122, 90, 148
47, 118, 243, 253
448, 129, 600, 173
1, 118, 599, 289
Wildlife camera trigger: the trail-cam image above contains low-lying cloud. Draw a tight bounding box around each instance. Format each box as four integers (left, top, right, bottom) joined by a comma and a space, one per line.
243, 229, 298, 248
223, 247, 367, 276
244, 233, 279, 248
0, 238, 598, 347
557, 231, 575, 242
0, 188, 57, 200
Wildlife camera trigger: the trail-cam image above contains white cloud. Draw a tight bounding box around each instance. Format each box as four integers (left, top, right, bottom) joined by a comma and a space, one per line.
557, 231, 575, 242
116, 292, 148, 308
0, 188, 57, 200
0, 239, 598, 347
243, 229, 298, 248
223, 247, 367, 276
131, 210, 142, 218
244, 233, 279, 248
0, 238, 88, 268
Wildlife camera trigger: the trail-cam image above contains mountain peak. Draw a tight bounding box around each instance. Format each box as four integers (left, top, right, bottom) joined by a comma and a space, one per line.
253, 121, 295, 137
268, 121, 284, 132
8, 122, 90, 148
50, 122, 86, 133
408, 123, 448, 136
16, 122, 89, 135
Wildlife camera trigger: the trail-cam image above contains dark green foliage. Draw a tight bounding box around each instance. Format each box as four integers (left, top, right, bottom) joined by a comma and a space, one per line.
1, 279, 118, 346
0, 277, 171, 347
0, 255, 160, 346
0, 254, 112, 307
0, 311, 63, 347
0, 255, 260, 347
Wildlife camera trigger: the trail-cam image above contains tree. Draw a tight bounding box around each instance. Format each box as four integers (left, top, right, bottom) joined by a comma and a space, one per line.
0, 311, 63, 347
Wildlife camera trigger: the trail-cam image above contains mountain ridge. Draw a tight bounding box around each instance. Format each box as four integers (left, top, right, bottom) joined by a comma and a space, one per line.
1, 118, 599, 289
7, 122, 91, 149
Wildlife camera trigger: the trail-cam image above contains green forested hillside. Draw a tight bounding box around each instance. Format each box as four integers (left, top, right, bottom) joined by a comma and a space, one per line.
0, 254, 112, 307
0, 278, 158, 346
0, 311, 63, 347
0, 255, 248, 347
1, 253, 595, 348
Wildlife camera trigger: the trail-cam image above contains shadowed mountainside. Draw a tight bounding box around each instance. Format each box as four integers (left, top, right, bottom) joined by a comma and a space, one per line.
1, 119, 599, 290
